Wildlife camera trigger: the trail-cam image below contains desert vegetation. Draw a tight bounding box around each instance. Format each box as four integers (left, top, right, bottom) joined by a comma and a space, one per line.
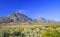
0, 24, 60, 37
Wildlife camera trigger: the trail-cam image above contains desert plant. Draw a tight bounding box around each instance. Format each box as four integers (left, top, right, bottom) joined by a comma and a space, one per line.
2, 31, 10, 37
13, 30, 21, 37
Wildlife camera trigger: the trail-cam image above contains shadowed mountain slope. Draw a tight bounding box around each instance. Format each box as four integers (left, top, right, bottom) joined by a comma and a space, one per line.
0, 12, 32, 24
0, 12, 59, 24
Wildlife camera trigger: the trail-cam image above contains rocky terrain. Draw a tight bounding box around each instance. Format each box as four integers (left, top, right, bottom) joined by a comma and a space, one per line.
0, 12, 59, 24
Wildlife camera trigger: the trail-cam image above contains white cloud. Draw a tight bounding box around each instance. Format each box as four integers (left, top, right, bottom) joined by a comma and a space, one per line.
16, 10, 28, 14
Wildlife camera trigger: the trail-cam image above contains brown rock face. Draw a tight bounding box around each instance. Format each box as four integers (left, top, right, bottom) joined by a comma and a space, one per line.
23, 22, 32, 25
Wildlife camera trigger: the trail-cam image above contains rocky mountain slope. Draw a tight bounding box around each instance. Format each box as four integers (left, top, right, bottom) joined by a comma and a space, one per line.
0, 12, 32, 24
0, 12, 59, 24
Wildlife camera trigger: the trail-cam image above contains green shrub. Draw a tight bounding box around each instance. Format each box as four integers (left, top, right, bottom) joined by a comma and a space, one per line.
2, 31, 10, 37
13, 30, 21, 37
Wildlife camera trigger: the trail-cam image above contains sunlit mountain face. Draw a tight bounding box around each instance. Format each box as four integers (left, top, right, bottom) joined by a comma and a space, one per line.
0, 12, 59, 24
0, 12, 32, 24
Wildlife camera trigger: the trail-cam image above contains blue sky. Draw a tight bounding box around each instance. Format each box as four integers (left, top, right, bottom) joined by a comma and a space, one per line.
0, 0, 60, 21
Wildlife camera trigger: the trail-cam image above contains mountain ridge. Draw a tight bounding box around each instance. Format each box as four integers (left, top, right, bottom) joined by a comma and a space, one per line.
0, 12, 32, 24
0, 12, 59, 24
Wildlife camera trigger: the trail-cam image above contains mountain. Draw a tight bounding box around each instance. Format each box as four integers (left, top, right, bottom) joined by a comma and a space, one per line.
0, 12, 32, 24
32, 17, 47, 24
32, 17, 60, 24
0, 12, 59, 24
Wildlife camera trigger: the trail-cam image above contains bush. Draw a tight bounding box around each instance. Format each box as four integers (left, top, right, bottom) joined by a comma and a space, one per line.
2, 31, 10, 37
13, 30, 21, 37
42, 30, 60, 37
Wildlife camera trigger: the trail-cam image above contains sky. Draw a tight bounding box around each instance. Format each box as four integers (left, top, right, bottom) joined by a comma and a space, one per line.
0, 0, 60, 21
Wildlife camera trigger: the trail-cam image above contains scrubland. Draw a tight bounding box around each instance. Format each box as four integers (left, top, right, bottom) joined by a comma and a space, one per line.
0, 24, 60, 37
